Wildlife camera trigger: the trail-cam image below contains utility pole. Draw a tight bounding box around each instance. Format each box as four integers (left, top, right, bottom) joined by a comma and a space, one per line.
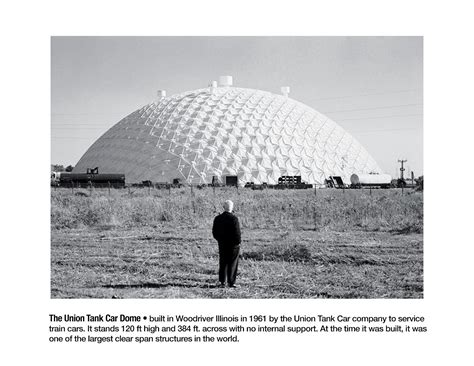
398, 159, 407, 180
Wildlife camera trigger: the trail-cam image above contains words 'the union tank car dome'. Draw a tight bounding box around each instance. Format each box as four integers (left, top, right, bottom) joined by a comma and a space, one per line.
73, 76, 382, 185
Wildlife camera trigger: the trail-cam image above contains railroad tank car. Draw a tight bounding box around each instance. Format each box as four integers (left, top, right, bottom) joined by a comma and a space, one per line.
350, 173, 392, 188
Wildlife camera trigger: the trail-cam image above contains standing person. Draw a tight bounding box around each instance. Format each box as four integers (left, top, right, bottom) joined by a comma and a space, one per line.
212, 200, 241, 288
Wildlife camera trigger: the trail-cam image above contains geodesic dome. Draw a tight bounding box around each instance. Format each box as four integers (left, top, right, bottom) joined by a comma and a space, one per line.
74, 80, 382, 185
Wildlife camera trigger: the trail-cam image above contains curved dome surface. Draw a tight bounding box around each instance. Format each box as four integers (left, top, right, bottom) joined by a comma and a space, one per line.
74, 86, 382, 184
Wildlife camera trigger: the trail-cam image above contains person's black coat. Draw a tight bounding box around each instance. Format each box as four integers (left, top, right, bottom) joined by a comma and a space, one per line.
212, 211, 241, 247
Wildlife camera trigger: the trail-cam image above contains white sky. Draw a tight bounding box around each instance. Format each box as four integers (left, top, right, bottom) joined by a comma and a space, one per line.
51, 36, 423, 177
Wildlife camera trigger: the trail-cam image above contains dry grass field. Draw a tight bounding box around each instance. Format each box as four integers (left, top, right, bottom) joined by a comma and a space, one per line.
51, 187, 423, 298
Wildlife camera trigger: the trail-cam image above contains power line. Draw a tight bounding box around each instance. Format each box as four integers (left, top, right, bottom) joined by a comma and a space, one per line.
52, 127, 110, 129
398, 159, 408, 180
51, 107, 423, 127
51, 137, 95, 140
323, 103, 422, 114
51, 112, 128, 116
337, 113, 422, 121
351, 127, 422, 134
312, 88, 422, 101
51, 125, 422, 140
51, 101, 423, 121
50, 89, 422, 117
51, 123, 113, 126
50, 112, 423, 132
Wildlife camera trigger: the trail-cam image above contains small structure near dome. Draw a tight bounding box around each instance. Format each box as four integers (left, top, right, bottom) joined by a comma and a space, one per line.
157, 90, 167, 100
210, 81, 218, 94
281, 86, 290, 97
219, 75, 233, 87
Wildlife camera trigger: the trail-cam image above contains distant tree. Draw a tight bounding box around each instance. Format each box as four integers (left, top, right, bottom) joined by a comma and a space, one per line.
415, 176, 424, 191
51, 164, 64, 172
65, 165, 74, 172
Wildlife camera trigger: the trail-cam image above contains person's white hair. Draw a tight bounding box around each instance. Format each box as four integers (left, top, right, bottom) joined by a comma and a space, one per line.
223, 200, 234, 212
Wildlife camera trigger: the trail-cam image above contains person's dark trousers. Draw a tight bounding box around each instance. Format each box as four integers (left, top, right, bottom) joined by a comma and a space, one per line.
218, 245, 240, 286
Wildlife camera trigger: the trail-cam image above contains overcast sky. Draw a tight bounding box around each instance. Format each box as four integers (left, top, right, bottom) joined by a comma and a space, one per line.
51, 36, 423, 177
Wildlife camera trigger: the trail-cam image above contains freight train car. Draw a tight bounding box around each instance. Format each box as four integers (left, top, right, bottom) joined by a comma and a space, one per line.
276, 175, 313, 189
350, 173, 392, 189
51, 171, 126, 188
244, 176, 313, 190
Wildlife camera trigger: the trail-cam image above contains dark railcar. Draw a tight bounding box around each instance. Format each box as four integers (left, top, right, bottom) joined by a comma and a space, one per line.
225, 175, 238, 187
51, 172, 126, 188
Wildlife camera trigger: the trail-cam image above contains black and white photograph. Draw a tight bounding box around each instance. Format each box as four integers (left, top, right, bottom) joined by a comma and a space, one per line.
51, 36, 423, 299
4, 1, 474, 365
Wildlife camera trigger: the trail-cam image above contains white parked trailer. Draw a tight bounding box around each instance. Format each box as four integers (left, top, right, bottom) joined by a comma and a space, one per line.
350, 173, 392, 188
